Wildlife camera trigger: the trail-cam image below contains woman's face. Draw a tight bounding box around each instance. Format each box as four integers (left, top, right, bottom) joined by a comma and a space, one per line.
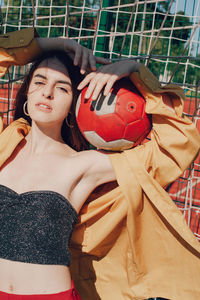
27, 57, 73, 127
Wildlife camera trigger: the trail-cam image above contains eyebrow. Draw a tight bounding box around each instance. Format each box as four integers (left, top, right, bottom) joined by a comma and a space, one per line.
34, 74, 72, 87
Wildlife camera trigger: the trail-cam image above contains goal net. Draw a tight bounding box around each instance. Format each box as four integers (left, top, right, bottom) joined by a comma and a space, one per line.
0, 0, 200, 243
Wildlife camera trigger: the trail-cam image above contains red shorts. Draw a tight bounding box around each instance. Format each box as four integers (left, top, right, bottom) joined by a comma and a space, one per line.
0, 281, 81, 300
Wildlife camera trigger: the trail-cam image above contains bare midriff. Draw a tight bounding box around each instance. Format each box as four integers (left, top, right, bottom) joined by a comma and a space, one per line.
0, 258, 71, 294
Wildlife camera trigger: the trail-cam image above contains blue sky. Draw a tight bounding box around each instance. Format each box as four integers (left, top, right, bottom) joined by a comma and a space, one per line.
171, 0, 200, 16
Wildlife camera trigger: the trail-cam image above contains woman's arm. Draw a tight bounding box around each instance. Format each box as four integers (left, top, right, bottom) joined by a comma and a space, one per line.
0, 28, 109, 77
79, 60, 200, 187
36, 37, 109, 74
127, 65, 200, 187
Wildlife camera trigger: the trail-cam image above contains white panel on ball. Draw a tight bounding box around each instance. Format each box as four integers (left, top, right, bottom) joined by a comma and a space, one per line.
84, 131, 134, 151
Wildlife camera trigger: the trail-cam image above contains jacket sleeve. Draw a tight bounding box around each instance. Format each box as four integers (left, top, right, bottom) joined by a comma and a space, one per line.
0, 28, 42, 77
110, 65, 200, 188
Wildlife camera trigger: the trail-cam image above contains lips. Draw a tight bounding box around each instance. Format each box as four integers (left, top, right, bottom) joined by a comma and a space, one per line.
36, 102, 52, 112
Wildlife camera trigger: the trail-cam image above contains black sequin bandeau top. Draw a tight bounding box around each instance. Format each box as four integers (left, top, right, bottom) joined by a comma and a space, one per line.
0, 184, 78, 266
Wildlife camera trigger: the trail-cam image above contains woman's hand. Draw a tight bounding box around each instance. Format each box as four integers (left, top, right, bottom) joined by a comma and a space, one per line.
36, 37, 110, 74
77, 59, 141, 99
62, 39, 110, 74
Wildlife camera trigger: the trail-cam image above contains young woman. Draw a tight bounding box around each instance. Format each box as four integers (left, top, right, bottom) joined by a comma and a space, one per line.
0, 29, 200, 300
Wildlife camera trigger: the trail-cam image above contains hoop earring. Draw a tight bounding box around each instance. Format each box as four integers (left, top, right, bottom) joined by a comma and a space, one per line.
23, 101, 30, 116
66, 112, 74, 128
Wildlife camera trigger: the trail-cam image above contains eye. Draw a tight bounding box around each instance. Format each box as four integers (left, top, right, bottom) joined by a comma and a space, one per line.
35, 81, 45, 85
58, 87, 68, 93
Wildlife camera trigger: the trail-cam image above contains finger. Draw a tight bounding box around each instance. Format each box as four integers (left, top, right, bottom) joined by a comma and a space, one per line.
88, 52, 97, 71
96, 57, 111, 65
82, 72, 107, 99
89, 74, 111, 100
80, 49, 89, 74
103, 74, 119, 95
77, 72, 97, 90
85, 76, 102, 99
73, 47, 82, 66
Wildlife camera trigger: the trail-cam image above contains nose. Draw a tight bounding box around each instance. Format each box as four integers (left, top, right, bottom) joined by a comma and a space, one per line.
43, 84, 54, 100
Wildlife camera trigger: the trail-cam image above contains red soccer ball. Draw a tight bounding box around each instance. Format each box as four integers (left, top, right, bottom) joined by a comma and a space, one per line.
75, 78, 152, 151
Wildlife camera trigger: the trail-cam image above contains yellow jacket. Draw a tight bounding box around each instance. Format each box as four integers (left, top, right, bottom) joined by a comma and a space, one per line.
0, 29, 200, 300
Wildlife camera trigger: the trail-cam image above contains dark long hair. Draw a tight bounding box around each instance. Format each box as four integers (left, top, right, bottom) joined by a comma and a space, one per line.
14, 50, 90, 151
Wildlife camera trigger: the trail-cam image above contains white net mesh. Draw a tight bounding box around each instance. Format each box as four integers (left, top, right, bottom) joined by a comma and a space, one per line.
0, 0, 200, 244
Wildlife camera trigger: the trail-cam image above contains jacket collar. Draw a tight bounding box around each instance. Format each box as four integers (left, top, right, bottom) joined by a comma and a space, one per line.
0, 118, 30, 167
